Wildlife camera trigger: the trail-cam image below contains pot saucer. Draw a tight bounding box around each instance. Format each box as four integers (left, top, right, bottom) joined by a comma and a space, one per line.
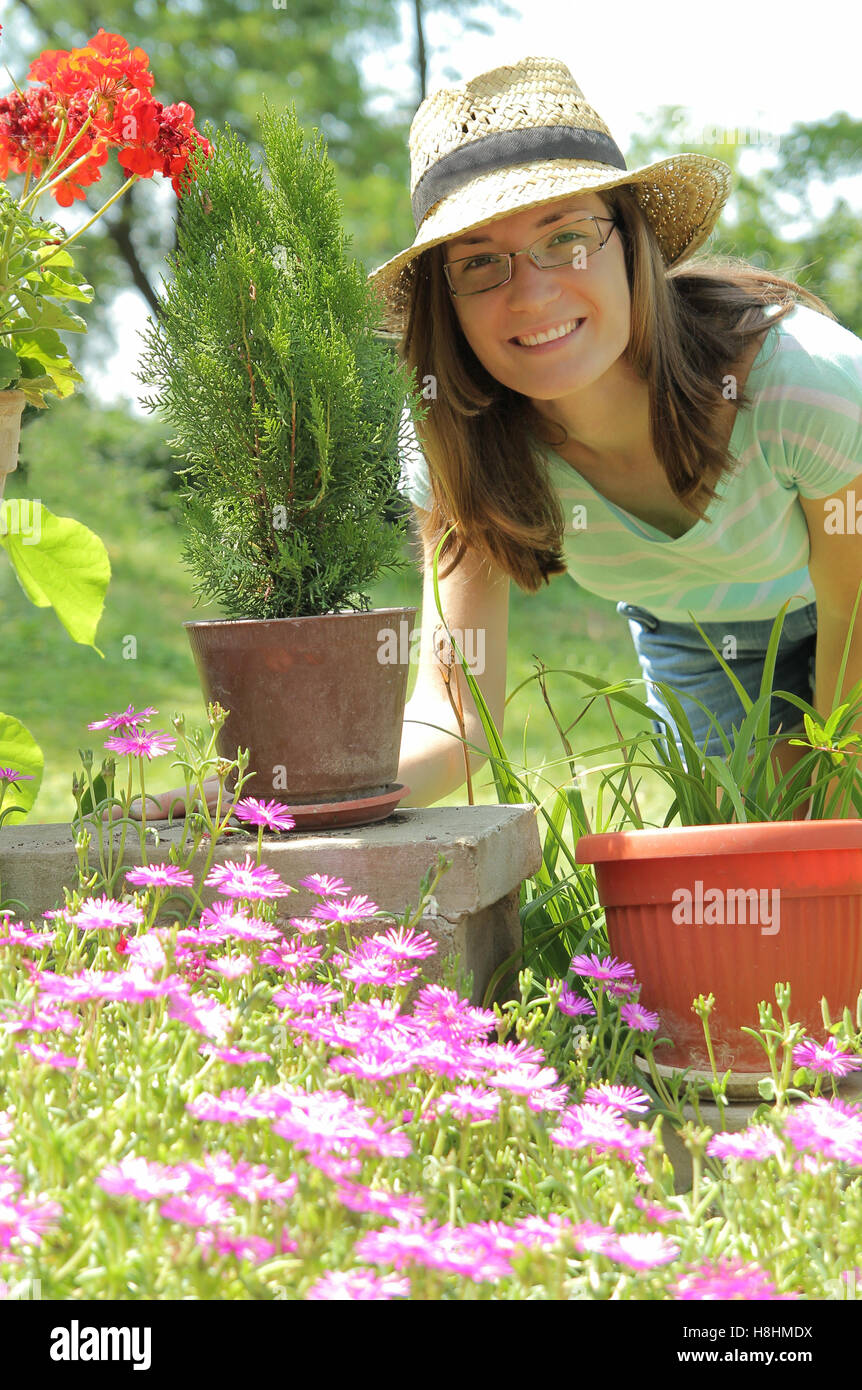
272, 783, 410, 831
634, 1054, 773, 1102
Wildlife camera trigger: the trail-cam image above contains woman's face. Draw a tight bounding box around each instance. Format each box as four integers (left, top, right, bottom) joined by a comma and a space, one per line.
444, 190, 631, 404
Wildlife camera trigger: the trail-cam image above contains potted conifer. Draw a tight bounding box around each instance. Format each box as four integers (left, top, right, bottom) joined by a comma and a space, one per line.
138, 104, 422, 829
573, 601, 862, 1082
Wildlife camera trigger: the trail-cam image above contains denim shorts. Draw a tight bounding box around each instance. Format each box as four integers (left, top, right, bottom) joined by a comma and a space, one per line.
616, 600, 818, 756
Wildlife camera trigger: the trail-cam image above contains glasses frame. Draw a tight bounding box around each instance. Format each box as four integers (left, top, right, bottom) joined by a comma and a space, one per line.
443, 216, 618, 297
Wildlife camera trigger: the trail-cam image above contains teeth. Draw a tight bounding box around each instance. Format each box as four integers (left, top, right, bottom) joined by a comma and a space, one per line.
516, 318, 581, 347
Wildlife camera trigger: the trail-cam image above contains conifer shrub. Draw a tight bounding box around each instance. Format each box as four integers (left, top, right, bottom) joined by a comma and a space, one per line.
138, 102, 423, 620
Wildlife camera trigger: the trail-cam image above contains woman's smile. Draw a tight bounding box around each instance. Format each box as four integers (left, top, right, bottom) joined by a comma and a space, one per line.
509, 317, 586, 351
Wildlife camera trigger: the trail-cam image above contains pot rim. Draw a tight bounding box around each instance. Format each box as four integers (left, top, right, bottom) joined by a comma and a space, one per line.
184, 607, 418, 629
576, 818, 862, 862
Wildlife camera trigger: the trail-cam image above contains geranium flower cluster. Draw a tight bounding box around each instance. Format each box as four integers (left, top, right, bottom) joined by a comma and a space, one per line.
0, 28, 210, 203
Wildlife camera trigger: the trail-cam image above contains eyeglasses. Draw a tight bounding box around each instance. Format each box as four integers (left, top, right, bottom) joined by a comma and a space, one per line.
443, 217, 617, 297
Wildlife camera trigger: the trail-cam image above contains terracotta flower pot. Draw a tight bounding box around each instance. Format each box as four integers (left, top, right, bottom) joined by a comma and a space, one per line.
575, 820, 862, 1072
0, 390, 26, 502
185, 607, 417, 829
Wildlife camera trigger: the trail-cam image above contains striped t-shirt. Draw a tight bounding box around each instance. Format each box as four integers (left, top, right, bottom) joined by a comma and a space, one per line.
397, 302, 862, 622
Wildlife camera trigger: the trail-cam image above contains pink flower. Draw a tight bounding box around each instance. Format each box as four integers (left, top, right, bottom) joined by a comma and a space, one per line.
204, 855, 294, 900
306, 1268, 410, 1300
207, 954, 254, 979
233, 797, 296, 833
310, 894, 381, 924
583, 1083, 650, 1114
0, 1189, 62, 1250
620, 1002, 661, 1032
335, 1183, 426, 1224
196, 1229, 296, 1264
13, 1043, 81, 1069
550, 1103, 656, 1164
0, 768, 34, 782
88, 704, 158, 730
68, 895, 144, 932
298, 874, 349, 897
368, 925, 438, 961
341, 945, 420, 989
558, 984, 596, 1017
670, 1258, 798, 1300
633, 1195, 681, 1225
2, 1007, 80, 1036
167, 990, 233, 1041
706, 1125, 784, 1161
411, 986, 497, 1041
0, 922, 55, 949
97, 1156, 188, 1200
570, 952, 636, 984
159, 1192, 235, 1227
259, 940, 325, 974
272, 982, 342, 1013
783, 1096, 862, 1164
433, 1085, 501, 1121
103, 730, 176, 759
125, 864, 195, 889
198, 903, 282, 942
792, 1035, 862, 1078
604, 1231, 681, 1270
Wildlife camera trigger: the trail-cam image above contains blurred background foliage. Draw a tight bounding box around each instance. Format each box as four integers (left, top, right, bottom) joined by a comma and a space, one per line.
1, 0, 860, 822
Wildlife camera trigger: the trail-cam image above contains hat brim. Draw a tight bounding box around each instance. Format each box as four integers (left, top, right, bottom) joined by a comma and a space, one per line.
367, 152, 732, 336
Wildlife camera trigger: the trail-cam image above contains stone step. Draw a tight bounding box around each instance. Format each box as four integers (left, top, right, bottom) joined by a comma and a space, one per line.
0, 805, 544, 1007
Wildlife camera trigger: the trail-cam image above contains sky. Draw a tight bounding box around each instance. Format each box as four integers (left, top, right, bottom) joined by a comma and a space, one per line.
91, 0, 862, 409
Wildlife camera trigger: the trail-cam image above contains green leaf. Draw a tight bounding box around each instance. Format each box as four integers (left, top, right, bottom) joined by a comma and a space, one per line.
0, 712, 44, 824
17, 290, 87, 334
0, 501, 110, 650
79, 772, 109, 817
757, 1076, 776, 1101
0, 345, 20, 388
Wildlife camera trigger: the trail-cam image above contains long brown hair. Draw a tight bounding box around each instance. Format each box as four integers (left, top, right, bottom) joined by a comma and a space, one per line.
400, 182, 837, 591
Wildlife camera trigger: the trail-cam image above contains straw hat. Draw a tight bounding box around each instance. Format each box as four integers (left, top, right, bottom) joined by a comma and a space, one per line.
367, 55, 734, 335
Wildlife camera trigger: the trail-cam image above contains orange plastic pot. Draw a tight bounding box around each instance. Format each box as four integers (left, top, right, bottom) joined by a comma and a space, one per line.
575, 820, 862, 1072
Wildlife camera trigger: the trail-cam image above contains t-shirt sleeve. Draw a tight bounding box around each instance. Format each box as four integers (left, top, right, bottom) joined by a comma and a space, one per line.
397, 403, 434, 512
774, 317, 862, 498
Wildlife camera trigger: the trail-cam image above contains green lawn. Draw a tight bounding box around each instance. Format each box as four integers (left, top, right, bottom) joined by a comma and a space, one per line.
2, 396, 674, 829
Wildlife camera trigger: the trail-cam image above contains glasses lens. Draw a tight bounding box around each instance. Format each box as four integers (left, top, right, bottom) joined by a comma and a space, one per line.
534, 219, 602, 267
447, 253, 509, 295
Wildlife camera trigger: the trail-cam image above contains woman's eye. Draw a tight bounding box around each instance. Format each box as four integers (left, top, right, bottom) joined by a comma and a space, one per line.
463, 255, 495, 271
550, 230, 586, 245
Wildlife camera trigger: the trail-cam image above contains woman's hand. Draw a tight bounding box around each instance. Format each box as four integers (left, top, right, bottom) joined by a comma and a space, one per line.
101, 775, 230, 822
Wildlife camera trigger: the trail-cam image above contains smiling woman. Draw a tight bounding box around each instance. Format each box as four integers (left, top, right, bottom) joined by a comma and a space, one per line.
365, 55, 862, 810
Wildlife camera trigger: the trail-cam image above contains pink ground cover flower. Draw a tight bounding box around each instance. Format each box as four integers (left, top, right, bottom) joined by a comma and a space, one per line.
334, 1182, 426, 1224
177, 1153, 298, 1204
14, 1043, 81, 1069
206, 954, 254, 980
620, 1002, 661, 1032
103, 730, 176, 759
792, 1035, 862, 1078
68, 895, 144, 932
570, 952, 636, 984
550, 1103, 656, 1164
558, 984, 596, 1017
204, 856, 294, 901
433, 1085, 501, 1122
0, 1187, 63, 1251
633, 1194, 682, 1225
185, 1087, 261, 1125
97, 1156, 189, 1200
2, 1006, 80, 1036
410, 985, 497, 1041
272, 982, 342, 1013
310, 894, 381, 924
367, 925, 438, 961
328, 1040, 418, 1082
783, 1096, 862, 1164
88, 704, 158, 731
160, 1192, 236, 1227
306, 1268, 411, 1300
340, 946, 420, 989
125, 864, 195, 889
259, 939, 324, 973
583, 1083, 650, 1114
0, 922, 56, 949
355, 1214, 575, 1283
298, 874, 349, 897
603, 1231, 681, 1269
669, 1258, 798, 1300
267, 1089, 412, 1159
706, 1125, 785, 1162
124, 934, 167, 975
196, 1229, 297, 1264
167, 989, 233, 1041
232, 797, 296, 833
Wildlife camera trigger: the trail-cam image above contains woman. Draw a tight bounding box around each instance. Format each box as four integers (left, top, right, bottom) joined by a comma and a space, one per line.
139, 55, 862, 820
